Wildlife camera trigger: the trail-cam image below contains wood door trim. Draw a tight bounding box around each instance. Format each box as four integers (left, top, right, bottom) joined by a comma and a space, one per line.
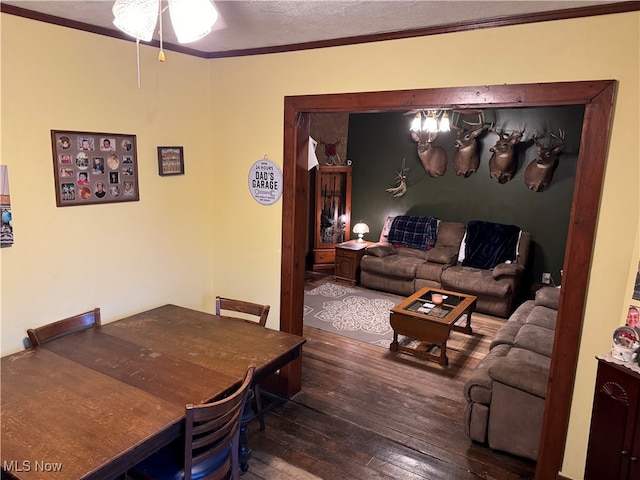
280, 80, 616, 478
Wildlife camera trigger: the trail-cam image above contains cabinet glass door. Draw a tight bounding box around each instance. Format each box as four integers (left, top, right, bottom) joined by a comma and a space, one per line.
316, 166, 351, 247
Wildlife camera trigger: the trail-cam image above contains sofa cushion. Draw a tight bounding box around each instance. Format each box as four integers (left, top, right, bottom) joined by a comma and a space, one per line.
365, 242, 395, 258
535, 286, 561, 310
514, 324, 555, 358
360, 271, 415, 297
488, 347, 551, 398
525, 305, 558, 331
425, 246, 458, 264
436, 221, 466, 247
396, 247, 427, 260
415, 261, 445, 283
359, 254, 422, 279
441, 266, 511, 297
489, 301, 534, 349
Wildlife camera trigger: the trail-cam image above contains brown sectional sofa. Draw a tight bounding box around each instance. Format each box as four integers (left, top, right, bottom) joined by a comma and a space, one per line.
359, 216, 530, 317
463, 286, 559, 460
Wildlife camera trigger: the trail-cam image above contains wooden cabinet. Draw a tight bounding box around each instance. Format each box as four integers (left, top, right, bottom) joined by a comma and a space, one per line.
335, 240, 370, 285
585, 358, 640, 480
313, 166, 352, 272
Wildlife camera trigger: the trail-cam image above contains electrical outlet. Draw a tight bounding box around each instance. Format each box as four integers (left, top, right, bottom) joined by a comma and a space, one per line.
542, 272, 551, 284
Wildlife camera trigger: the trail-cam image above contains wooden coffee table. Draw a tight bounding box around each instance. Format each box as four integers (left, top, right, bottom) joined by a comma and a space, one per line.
389, 287, 477, 366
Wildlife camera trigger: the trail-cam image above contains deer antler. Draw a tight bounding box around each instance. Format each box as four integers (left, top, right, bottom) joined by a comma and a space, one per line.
489, 123, 504, 137
462, 111, 486, 128
551, 129, 565, 146
386, 159, 408, 197
533, 129, 565, 148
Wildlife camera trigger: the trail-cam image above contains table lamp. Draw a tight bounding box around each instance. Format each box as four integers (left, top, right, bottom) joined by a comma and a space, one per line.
353, 222, 369, 242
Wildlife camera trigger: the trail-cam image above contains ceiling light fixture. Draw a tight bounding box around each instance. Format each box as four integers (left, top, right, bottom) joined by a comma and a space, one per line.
409, 110, 451, 134
113, 0, 218, 44
112, 0, 218, 86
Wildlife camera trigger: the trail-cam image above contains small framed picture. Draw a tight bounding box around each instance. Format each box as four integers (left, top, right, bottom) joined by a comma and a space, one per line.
157, 146, 185, 176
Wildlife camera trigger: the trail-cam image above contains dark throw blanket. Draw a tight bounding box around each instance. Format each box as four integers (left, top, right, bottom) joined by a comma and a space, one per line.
463, 221, 521, 269
387, 215, 438, 251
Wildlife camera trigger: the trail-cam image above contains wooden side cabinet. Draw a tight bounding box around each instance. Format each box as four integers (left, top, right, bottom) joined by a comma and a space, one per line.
584, 358, 640, 480
334, 240, 369, 285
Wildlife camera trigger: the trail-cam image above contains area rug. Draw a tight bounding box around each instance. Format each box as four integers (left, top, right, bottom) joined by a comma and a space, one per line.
303, 282, 404, 348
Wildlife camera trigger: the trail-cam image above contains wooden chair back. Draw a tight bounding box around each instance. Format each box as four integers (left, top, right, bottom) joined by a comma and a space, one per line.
215, 297, 269, 327
184, 364, 255, 480
27, 308, 101, 347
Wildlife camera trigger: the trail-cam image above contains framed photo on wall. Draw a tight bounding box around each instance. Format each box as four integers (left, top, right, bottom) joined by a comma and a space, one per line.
157, 146, 184, 176
51, 130, 139, 207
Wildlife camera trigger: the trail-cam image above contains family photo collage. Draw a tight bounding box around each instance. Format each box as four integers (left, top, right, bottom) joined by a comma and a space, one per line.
51, 130, 139, 206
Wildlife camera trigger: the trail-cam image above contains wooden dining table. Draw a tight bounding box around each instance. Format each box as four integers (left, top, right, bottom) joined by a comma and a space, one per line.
1, 304, 306, 480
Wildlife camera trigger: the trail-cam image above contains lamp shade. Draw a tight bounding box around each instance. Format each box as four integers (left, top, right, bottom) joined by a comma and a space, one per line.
112, 0, 158, 42
353, 222, 369, 242
169, 0, 219, 44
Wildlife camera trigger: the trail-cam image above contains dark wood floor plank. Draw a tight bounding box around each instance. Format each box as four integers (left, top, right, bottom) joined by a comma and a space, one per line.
243, 274, 536, 479
264, 400, 483, 480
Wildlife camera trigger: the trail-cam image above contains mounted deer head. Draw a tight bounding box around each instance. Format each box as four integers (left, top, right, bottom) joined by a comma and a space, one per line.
452, 119, 484, 177
411, 129, 448, 177
524, 129, 565, 192
488, 124, 525, 184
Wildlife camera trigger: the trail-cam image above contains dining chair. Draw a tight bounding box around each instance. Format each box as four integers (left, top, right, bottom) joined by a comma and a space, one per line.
215, 296, 269, 431
128, 364, 255, 480
27, 307, 101, 347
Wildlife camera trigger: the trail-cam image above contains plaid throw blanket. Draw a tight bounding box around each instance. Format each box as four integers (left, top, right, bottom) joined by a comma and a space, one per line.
387, 215, 438, 250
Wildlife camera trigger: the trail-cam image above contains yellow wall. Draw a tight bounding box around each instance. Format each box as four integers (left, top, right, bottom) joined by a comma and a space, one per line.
2, 10, 639, 480
0, 16, 215, 351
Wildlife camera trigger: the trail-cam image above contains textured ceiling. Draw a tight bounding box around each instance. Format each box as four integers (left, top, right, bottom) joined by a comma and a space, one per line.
1, 0, 631, 55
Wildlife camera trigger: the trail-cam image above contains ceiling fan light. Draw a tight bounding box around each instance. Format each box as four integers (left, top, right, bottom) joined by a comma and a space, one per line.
112, 0, 158, 42
168, 0, 219, 44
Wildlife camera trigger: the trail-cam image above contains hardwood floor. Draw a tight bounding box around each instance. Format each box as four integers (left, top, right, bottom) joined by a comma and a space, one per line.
243, 273, 536, 479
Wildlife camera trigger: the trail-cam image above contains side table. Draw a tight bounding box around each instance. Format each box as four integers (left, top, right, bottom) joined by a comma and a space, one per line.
335, 240, 370, 285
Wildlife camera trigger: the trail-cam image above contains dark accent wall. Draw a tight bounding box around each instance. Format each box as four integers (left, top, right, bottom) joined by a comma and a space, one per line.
347, 106, 584, 286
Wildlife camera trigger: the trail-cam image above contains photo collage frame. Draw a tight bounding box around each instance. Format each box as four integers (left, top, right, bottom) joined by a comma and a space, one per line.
51, 130, 139, 206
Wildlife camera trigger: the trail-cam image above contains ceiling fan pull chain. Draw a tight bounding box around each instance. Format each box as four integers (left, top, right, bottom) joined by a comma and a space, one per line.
158, 2, 166, 62
136, 38, 141, 89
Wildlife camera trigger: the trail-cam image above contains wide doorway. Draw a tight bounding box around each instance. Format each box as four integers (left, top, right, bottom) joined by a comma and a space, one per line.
279, 80, 616, 479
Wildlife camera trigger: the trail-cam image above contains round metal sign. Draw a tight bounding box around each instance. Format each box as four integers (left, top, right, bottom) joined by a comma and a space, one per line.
248, 158, 283, 205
